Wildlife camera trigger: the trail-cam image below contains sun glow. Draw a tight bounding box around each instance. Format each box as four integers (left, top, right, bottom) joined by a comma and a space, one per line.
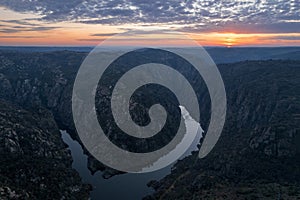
189, 32, 300, 47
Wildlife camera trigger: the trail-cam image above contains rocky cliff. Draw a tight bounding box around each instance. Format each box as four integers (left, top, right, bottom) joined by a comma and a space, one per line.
0, 100, 91, 199
145, 60, 300, 199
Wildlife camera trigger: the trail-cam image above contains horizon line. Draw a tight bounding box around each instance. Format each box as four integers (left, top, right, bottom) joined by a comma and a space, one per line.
1, 45, 300, 48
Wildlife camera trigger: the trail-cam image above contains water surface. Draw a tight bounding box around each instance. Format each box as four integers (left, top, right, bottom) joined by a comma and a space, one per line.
61, 107, 203, 200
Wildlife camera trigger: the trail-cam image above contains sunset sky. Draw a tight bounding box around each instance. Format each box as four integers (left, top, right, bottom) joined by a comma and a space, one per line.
0, 0, 299, 47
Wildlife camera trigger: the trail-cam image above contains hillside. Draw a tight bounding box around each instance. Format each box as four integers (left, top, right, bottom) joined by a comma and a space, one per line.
0, 50, 299, 199
145, 60, 300, 199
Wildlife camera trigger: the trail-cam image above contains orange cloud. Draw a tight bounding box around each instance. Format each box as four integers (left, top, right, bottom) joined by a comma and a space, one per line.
1, 26, 300, 47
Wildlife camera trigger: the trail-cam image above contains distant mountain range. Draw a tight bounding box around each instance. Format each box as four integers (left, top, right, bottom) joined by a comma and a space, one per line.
0, 46, 299, 64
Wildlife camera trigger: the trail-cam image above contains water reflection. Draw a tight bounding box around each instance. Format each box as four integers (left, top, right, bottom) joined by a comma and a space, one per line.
61, 106, 203, 200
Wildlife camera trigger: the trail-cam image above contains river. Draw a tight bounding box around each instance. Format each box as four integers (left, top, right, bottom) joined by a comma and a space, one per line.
61, 106, 203, 200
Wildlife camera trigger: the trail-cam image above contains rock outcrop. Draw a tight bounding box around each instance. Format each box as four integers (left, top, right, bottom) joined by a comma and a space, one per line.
0, 100, 91, 199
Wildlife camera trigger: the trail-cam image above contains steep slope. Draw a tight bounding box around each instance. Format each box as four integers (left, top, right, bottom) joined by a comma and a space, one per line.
0, 100, 91, 199
145, 60, 300, 199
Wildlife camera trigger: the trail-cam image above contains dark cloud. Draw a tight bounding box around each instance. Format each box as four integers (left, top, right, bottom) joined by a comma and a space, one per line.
177, 22, 300, 34
0, 35, 45, 38
0, 19, 60, 33
30, 26, 59, 31
90, 33, 118, 36
1, 19, 39, 26
90, 30, 175, 37
0, 0, 299, 33
0, 28, 20, 33
79, 36, 191, 42
77, 38, 104, 42
268, 35, 300, 41
0, 26, 59, 33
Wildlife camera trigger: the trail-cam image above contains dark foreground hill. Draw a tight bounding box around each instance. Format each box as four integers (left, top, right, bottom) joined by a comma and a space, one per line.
0, 50, 299, 199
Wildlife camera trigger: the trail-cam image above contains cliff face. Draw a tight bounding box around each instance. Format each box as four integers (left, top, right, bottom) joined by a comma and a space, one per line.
0, 51, 84, 133
145, 60, 300, 199
0, 100, 90, 199
0, 50, 118, 176
0, 51, 91, 199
